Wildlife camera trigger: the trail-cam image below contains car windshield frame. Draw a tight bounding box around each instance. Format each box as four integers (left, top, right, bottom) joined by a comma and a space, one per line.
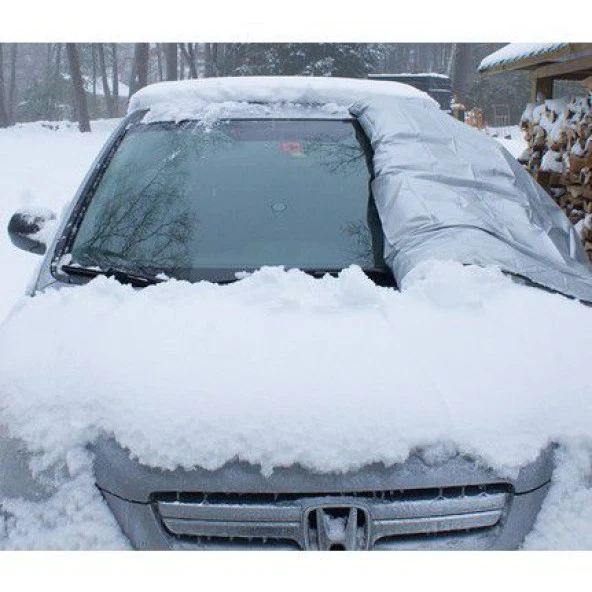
53, 115, 394, 286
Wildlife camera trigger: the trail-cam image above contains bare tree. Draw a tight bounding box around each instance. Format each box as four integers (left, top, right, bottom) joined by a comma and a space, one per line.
8, 44, 17, 124
204, 43, 212, 77
136, 43, 149, 90
91, 44, 98, 111
129, 43, 150, 98
111, 43, 119, 115
164, 43, 178, 81
188, 44, 198, 77
54, 43, 62, 88
180, 44, 198, 79
205, 43, 221, 77
97, 44, 114, 117
156, 44, 164, 81
451, 43, 475, 102
179, 48, 185, 80
0, 45, 10, 127
66, 43, 91, 132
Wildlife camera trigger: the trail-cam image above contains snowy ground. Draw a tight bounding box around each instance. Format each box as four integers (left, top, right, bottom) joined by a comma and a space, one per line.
484, 125, 526, 158
0, 119, 591, 550
0, 119, 120, 323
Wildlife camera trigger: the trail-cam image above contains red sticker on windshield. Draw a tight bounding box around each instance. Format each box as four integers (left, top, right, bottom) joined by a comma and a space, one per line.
280, 141, 304, 155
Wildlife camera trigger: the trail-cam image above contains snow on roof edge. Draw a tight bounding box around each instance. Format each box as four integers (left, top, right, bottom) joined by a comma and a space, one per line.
369, 72, 450, 79
478, 43, 568, 72
127, 76, 439, 119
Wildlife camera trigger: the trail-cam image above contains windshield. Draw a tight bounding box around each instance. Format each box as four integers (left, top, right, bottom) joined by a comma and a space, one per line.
67, 118, 388, 282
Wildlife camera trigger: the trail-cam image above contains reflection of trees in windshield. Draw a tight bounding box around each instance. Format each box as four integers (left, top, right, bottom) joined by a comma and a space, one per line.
303, 134, 368, 175
342, 192, 386, 269
73, 148, 197, 271
304, 132, 381, 267
182, 121, 235, 160
185, 120, 369, 176
342, 219, 373, 262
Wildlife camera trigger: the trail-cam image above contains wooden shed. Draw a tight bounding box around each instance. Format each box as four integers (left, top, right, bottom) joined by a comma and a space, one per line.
479, 44, 592, 260
478, 43, 592, 101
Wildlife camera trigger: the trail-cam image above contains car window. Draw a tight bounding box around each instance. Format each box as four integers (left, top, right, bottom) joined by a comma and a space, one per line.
67, 118, 387, 282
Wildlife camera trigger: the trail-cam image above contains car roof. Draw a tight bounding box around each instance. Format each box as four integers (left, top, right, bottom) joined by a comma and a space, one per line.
128, 76, 438, 124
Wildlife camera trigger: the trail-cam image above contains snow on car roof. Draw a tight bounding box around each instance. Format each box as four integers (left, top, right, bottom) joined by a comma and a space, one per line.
478, 43, 568, 72
128, 76, 438, 122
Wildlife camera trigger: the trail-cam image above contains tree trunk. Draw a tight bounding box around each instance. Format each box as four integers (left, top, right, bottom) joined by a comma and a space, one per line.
164, 43, 178, 81
129, 43, 149, 98
8, 44, 17, 124
446, 43, 456, 77
179, 48, 185, 80
44, 43, 54, 120
52, 44, 62, 121
111, 43, 119, 115
451, 43, 474, 102
204, 43, 212, 77
211, 43, 219, 76
0, 45, 10, 127
156, 44, 164, 81
136, 43, 150, 90
128, 49, 137, 100
97, 44, 114, 117
180, 44, 198, 78
188, 44, 198, 77
66, 43, 91, 132
91, 44, 97, 113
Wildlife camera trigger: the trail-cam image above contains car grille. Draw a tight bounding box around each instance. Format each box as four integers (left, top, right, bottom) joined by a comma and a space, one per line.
154, 484, 511, 550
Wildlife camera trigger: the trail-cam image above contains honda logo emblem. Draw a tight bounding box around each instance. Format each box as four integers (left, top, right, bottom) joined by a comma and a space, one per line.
303, 503, 370, 550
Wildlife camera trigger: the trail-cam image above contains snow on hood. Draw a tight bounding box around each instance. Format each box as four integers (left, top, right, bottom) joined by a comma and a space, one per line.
1, 262, 592, 479
128, 76, 438, 122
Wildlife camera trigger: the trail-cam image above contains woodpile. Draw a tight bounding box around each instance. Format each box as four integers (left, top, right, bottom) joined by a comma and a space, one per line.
451, 95, 466, 121
465, 107, 484, 129
518, 90, 592, 260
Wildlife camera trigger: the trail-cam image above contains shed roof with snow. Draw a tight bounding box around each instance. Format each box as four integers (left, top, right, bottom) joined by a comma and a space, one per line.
478, 44, 570, 73
478, 43, 592, 102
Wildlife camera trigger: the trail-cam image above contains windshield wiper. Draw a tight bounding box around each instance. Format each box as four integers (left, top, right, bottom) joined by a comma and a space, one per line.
61, 264, 165, 287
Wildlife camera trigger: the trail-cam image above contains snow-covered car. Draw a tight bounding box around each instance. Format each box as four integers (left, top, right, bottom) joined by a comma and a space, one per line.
2, 77, 592, 550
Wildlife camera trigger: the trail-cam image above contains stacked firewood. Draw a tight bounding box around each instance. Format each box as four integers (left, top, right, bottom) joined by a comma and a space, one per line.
465, 107, 484, 129
519, 90, 592, 260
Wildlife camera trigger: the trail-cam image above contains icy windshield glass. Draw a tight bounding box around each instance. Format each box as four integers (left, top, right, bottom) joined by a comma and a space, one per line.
68, 118, 387, 282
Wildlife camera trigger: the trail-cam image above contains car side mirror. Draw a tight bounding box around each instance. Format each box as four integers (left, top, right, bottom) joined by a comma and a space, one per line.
7, 208, 57, 255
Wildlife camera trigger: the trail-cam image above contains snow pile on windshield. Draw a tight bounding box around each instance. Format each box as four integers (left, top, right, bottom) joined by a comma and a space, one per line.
128, 76, 438, 122
2, 262, 592, 547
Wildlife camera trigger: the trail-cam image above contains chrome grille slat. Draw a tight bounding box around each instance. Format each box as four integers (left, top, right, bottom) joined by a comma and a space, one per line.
371, 492, 506, 520
155, 485, 510, 549
163, 518, 302, 540
159, 502, 302, 522
372, 510, 502, 541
